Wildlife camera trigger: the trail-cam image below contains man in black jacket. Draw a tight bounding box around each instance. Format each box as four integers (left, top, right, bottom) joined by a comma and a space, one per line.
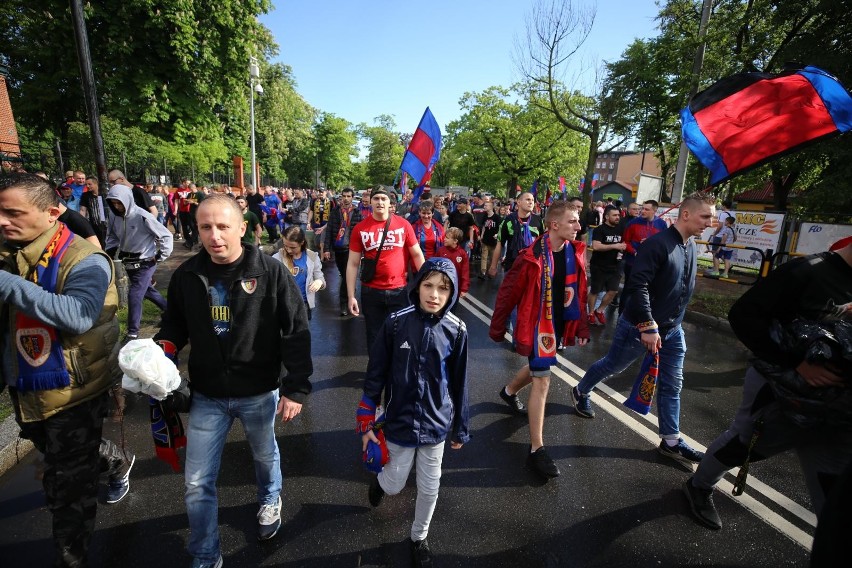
684, 236, 852, 532
155, 194, 312, 568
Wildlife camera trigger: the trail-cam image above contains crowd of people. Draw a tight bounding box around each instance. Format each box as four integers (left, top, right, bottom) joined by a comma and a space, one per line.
0, 170, 848, 568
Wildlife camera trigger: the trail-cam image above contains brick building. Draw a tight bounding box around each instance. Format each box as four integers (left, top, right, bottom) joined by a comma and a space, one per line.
0, 65, 23, 171
593, 150, 661, 191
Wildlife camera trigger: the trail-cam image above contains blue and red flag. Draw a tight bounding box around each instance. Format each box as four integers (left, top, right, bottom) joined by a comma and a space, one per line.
559, 176, 566, 199
530, 179, 539, 201
682, 65, 852, 185
400, 107, 442, 204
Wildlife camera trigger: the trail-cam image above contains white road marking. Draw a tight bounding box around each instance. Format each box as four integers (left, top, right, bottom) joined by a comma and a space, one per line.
458, 293, 816, 550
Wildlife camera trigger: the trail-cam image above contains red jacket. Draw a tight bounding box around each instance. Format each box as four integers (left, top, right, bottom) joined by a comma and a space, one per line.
489, 236, 589, 356
436, 244, 470, 294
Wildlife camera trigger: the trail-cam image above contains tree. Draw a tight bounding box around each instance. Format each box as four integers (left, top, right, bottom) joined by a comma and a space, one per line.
359, 115, 404, 186
600, 39, 682, 192
254, 62, 316, 185
0, 0, 277, 175
634, 0, 852, 209
314, 113, 358, 189
447, 85, 586, 197
517, 0, 628, 206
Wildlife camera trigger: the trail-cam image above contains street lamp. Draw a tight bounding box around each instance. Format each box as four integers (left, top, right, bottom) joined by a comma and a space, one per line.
249, 56, 263, 190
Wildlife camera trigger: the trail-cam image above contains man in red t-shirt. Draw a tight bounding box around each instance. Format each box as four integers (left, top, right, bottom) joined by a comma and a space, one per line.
347, 186, 425, 349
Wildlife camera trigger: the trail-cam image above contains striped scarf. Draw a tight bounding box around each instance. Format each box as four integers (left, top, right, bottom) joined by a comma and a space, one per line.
15, 223, 74, 392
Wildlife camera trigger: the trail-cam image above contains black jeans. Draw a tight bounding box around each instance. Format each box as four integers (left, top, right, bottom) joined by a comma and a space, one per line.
179, 212, 196, 245
333, 249, 349, 306
17, 391, 107, 567
360, 285, 408, 351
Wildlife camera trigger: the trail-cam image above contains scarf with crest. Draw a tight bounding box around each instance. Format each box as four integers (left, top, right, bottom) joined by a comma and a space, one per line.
15, 223, 74, 392
528, 234, 580, 369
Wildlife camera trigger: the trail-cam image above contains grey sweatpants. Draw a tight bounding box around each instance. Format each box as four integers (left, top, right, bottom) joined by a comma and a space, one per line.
692, 366, 852, 513
378, 441, 445, 541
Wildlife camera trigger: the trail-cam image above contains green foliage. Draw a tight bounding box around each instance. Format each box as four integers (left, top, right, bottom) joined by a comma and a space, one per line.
447, 85, 586, 197
314, 113, 358, 189
255, 62, 316, 184
359, 116, 404, 186
1, 0, 279, 182
613, 0, 852, 207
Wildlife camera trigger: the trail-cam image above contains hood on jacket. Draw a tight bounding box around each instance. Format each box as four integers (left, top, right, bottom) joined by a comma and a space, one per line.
408, 256, 459, 316
106, 184, 135, 217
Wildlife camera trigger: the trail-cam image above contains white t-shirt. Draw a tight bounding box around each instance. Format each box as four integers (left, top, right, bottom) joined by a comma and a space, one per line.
717, 226, 734, 251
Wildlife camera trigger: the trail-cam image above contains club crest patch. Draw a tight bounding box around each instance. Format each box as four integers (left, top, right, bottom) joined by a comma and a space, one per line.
539, 334, 556, 354
241, 279, 258, 294
456, 256, 463, 263
16, 328, 51, 367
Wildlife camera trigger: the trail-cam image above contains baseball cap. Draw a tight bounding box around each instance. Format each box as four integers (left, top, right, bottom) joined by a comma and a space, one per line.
370, 186, 395, 200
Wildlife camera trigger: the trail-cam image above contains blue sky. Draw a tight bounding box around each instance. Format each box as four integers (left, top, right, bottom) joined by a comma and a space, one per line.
261, 1, 661, 134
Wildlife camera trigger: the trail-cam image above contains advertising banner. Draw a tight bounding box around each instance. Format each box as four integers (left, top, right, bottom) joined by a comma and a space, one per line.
795, 223, 852, 254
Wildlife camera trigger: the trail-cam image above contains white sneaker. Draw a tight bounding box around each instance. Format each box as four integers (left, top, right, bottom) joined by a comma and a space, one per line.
257, 496, 282, 541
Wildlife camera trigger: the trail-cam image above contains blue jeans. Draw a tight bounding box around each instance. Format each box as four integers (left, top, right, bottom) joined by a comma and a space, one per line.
125, 261, 167, 336
577, 316, 686, 439
185, 390, 282, 563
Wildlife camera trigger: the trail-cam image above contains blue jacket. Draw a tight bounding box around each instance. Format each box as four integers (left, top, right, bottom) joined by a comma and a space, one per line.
623, 225, 697, 332
362, 257, 471, 446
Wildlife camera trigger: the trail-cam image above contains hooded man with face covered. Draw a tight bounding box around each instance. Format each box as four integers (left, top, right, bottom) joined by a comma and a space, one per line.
105, 183, 173, 342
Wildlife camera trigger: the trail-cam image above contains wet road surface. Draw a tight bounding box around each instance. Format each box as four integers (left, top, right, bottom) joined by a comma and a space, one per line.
0, 258, 814, 567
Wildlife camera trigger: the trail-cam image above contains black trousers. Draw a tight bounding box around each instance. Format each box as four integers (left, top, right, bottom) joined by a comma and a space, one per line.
333, 249, 349, 306
17, 391, 108, 567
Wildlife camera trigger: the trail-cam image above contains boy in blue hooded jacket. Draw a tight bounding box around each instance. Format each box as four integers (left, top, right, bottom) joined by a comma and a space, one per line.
356, 256, 470, 568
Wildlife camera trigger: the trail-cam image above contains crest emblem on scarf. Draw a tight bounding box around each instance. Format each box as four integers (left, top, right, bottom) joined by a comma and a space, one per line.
456, 256, 463, 263
16, 328, 51, 367
241, 279, 258, 294
539, 334, 556, 354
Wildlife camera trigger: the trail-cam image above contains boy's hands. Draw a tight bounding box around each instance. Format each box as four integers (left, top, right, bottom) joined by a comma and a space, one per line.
361, 430, 380, 452
450, 441, 463, 450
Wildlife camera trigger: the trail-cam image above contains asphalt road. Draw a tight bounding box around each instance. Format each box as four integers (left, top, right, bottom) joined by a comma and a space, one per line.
0, 254, 815, 567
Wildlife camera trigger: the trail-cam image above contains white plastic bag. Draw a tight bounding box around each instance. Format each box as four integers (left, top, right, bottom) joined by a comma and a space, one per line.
118, 338, 181, 400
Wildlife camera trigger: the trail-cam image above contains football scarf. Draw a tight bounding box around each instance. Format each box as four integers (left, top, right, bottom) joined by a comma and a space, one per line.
529, 235, 580, 369
149, 396, 187, 472
15, 223, 74, 392
624, 352, 660, 415
335, 207, 352, 248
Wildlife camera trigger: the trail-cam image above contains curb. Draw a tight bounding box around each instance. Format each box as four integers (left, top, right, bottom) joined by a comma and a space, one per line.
684, 309, 731, 332
0, 414, 33, 478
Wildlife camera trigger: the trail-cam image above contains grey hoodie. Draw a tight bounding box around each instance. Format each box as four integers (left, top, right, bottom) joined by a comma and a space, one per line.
105, 184, 173, 260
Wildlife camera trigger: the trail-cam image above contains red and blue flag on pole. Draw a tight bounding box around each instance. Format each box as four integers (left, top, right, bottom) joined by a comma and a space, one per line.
559, 176, 566, 199
682, 65, 852, 185
400, 107, 442, 204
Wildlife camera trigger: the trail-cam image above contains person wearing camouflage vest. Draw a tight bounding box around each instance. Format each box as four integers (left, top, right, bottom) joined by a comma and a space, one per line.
0, 173, 120, 567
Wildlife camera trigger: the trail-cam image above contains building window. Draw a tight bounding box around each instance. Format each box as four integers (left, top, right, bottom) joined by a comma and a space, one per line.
609, 162, 615, 169
595, 162, 600, 169
607, 174, 612, 181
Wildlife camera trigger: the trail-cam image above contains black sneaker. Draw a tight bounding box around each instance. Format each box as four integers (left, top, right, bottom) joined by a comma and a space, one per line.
477, 272, 486, 280
121, 334, 138, 345
106, 453, 135, 504
368, 476, 384, 507
410, 538, 433, 568
499, 387, 527, 415
527, 446, 560, 478
571, 386, 595, 418
683, 477, 722, 530
658, 439, 704, 467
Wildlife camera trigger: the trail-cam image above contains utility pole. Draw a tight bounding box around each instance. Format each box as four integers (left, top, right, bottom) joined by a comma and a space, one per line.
671, 0, 713, 203
69, 0, 109, 191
